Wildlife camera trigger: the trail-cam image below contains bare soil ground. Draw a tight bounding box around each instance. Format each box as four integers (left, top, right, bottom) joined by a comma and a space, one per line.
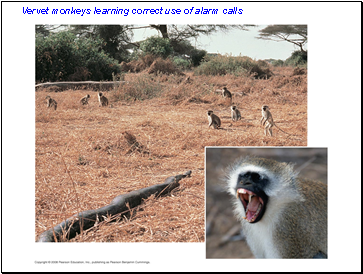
35, 67, 307, 242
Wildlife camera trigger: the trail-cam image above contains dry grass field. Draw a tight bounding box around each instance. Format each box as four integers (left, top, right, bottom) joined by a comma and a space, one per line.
35, 66, 307, 242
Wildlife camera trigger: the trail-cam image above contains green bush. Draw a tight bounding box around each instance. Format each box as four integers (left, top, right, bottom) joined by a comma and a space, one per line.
172, 56, 191, 70
170, 40, 207, 66
284, 50, 307, 67
190, 48, 207, 66
194, 55, 273, 78
139, 36, 173, 59
271, 59, 285, 67
36, 31, 121, 82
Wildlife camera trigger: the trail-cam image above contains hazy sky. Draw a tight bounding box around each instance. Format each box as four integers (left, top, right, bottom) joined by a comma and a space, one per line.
133, 25, 306, 60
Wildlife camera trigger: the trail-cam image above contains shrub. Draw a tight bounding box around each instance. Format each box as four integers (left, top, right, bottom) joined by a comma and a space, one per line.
147, 58, 184, 75
173, 56, 191, 70
120, 54, 158, 73
139, 36, 173, 59
169, 39, 207, 67
111, 73, 164, 101
194, 55, 273, 79
271, 59, 284, 67
36, 31, 121, 82
284, 50, 307, 67
190, 48, 207, 66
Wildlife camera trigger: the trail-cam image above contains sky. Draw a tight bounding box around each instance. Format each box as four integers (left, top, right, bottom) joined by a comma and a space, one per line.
133, 25, 306, 61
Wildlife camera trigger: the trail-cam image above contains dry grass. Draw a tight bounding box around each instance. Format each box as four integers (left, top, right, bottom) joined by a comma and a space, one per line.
35, 66, 307, 242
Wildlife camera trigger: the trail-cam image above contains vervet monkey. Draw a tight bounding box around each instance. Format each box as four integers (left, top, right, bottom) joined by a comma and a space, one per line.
222, 87, 232, 99
98, 92, 109, 107
225, 156, 327, 258
45, 95, 57, 110
231, 105, 241, 121
80, 94, 90, 105
207, 110, 221, 129
260, 105, 292, 136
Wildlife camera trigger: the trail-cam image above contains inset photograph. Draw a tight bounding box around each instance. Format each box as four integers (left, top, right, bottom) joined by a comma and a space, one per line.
206, 147, 327, 258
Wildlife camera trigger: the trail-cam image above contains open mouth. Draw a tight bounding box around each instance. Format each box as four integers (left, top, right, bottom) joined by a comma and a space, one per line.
236, 188, 265, 223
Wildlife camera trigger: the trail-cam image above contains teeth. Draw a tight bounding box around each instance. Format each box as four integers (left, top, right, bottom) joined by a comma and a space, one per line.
237, 189, 247, 194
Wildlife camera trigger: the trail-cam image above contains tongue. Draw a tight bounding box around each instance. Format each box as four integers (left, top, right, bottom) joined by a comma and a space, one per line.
247, 196, 260, 213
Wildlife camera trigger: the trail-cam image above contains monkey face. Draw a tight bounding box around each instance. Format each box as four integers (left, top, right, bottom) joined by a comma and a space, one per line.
235, 171, 269, 223
262, 105, 269, 111
227, 157, 301, 225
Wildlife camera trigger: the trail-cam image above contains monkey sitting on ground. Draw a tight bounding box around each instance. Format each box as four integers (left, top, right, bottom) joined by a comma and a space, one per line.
231, 105, 242, 121
45, 95, 57, 110
260, 105, 292, 136
222, 87, 232, 99
225, 156, 327, 258
207, 110, 221, 129
80, 94, 90, 105
98, 92, 109, 107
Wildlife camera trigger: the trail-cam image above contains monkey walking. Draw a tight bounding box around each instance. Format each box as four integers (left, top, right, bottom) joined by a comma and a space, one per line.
207, 110, 221, 129
231, 105, 242, 121
260, 105, 296, 136
225, 156, 327, 258
80, 94, 90, 105
45, 95, 57, 110
98, 92, 109, 107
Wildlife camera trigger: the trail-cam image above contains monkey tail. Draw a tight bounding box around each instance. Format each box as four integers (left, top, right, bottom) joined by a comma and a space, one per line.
274, 124, 300, 137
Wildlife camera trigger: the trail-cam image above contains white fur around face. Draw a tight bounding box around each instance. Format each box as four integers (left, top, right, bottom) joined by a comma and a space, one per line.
225, 159, 304, 258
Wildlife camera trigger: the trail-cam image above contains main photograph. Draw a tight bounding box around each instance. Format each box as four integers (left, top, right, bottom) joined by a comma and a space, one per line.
35, 24, 308, 242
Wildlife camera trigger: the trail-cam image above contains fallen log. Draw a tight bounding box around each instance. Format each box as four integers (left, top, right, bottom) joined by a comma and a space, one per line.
36, 170, 192, 242
35, 81, 127, 91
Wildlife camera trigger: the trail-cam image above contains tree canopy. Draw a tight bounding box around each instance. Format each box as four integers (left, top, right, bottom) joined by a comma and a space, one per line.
36, 24, 252, 60
257, 25, 307, 52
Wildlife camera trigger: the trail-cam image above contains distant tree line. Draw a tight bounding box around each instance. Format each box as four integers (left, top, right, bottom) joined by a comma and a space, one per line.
35, 24, 307, 82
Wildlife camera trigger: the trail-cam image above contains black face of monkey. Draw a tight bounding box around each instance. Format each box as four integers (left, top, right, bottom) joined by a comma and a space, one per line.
235, 172, 269, 223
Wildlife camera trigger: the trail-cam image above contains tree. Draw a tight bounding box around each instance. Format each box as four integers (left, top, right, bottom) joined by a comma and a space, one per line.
133, 24, 251, 44
139, 36, 173, 58
36, 24, 66, 37
130, 24, 251, 61
70, 25, 134, 62
36, 31, 121, 82
257, 25, 307, 53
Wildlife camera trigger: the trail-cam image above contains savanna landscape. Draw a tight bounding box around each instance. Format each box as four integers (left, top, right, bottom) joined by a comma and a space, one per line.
35, 65, 307, 242
35, 25, 308, 242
